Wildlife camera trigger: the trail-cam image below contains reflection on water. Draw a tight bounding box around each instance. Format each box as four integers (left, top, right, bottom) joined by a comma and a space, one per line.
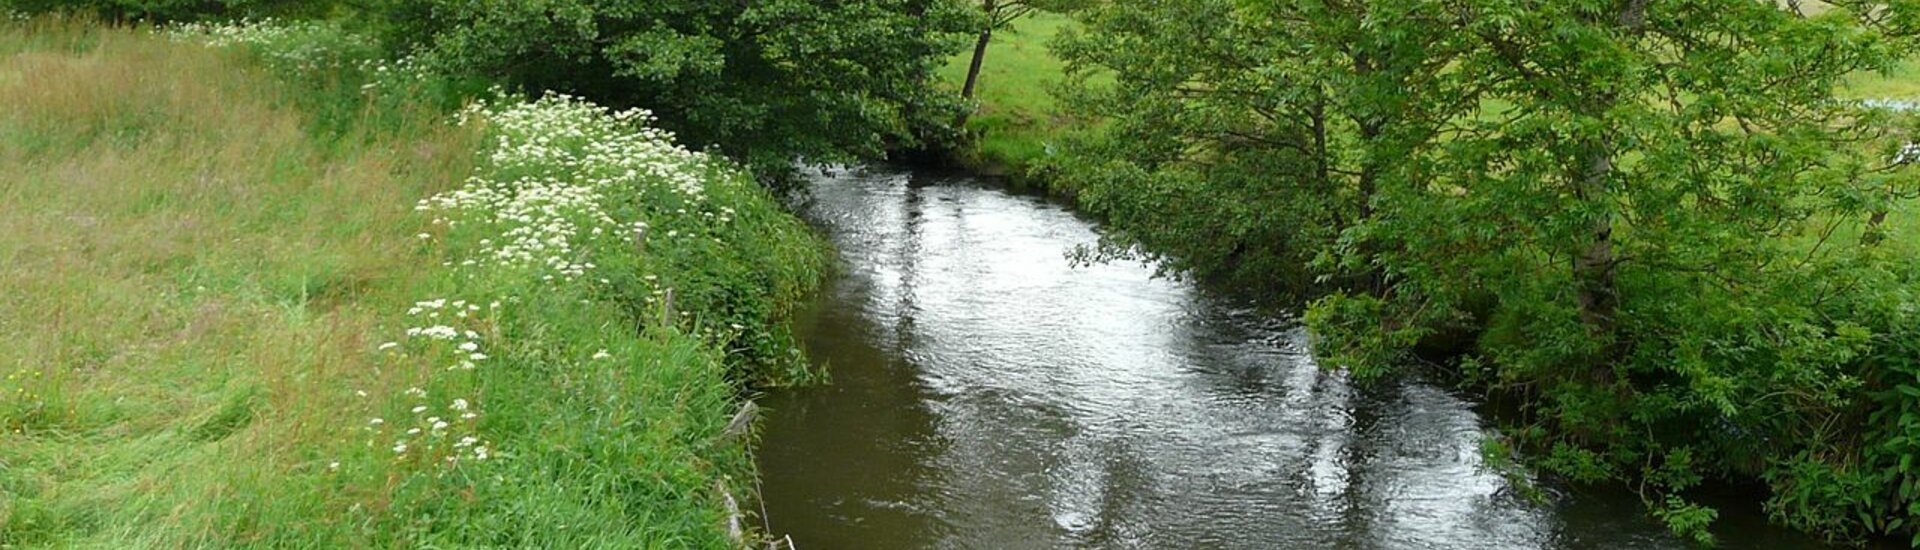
757, 166, 1828, 549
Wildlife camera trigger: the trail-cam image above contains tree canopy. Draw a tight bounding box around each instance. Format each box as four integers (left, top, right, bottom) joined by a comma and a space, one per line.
1050, 0, 1920, 543
373, 0, 977, 180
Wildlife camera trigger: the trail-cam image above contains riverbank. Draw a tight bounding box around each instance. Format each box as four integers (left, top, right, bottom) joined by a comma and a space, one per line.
0, 19, 823, 547
941, 9, 1920, 546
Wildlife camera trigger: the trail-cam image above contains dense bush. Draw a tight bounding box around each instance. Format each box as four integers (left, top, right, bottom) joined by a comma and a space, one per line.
369, 0, 977, 183
1050, 0, 1920, 543
1, 0, 333, 22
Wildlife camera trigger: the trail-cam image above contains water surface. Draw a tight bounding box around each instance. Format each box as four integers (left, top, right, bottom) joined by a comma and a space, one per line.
758, 166, 1829, 549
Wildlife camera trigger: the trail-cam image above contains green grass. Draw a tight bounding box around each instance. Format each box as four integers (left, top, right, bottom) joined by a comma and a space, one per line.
1844, 59, 1920, 101
0, 19, 824, 548
940, 13, 1081, 173
1837, 62, 1920, 256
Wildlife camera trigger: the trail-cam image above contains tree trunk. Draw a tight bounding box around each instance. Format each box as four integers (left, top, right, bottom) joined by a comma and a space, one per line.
963, 0, 998, 103
1574, 146, 1619, 340
956, 26, 992, 127
1566, 0, 1646, 359
1864, 209, 1889, 245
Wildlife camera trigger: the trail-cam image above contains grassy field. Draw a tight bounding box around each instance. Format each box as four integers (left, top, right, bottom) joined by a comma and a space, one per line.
939, 13, 1079, 173
0, 19, 822, 548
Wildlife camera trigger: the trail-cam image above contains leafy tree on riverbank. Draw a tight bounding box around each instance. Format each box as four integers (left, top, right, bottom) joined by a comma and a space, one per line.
370, 0, 977, 182
956, 0, 1087, 107
1051, 0, 1920, 543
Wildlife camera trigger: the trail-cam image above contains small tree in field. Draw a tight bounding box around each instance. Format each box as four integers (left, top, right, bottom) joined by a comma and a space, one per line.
957, 0, 1089, 123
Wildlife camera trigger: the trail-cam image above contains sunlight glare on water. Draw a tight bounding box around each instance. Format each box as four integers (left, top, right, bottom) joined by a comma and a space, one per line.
758, 166, 1825, 550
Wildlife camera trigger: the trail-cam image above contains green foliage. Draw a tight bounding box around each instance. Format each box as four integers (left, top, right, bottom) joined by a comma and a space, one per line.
1303, 293, 1429, 380
1048, 0, 1920, 542
1653, 495, 1721, 546
372, 0, 977, 181
2, 0, 335, 22
1047, 0, 1468, 298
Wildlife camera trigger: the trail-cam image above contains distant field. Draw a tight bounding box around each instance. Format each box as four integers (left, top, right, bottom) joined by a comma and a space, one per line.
1845, 59, 1920, 100
939, 13, 1078, 172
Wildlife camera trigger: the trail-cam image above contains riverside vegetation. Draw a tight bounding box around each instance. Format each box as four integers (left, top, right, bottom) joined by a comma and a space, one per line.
6, 0, 1920, 547
0, 17, 822, 547
962, 1, 1920, 545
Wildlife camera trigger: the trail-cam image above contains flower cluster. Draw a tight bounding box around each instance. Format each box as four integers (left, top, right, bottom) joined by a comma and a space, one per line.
392, 297, 499, 371
342, 297, 497, 470
339, 91, 752, 475
2, 368, 47, 433
1861, 98, 1920, 113
166, 19, 375, 75
420, 94, 717, 281
361, 387, 490, 465
354, 55, 437, 95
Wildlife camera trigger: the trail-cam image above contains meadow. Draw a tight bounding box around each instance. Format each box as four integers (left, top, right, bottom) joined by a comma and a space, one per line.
0, 19, 822, 547
939, 13, 1080, 175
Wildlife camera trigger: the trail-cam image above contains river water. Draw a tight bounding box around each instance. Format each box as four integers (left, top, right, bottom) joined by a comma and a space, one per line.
758, 166, 1832, 549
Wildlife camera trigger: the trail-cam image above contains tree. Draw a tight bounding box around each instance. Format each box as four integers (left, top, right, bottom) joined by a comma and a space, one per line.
954, 0, 1089, 128
1052, 0, 1920, 541
377, 0, 976, 181
960, 0, 1080, 99
1048, 0, 1468, 300
1372, 2, 1917, 540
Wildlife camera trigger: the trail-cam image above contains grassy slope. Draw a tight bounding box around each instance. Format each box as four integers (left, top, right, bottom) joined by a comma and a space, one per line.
940, 13, 1076, 173
0, 21, 473, 545
0, 20, 822, 548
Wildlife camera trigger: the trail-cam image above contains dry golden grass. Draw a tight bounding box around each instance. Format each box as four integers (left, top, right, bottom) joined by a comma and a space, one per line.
0, 21, 482, 546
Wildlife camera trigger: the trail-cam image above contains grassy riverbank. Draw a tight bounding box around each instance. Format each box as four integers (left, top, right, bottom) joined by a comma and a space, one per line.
940, 13, 1082, 177
0, 19, 823, 547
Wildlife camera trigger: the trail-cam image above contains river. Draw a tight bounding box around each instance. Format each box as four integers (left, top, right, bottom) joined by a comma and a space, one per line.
757, 166, 1835, 549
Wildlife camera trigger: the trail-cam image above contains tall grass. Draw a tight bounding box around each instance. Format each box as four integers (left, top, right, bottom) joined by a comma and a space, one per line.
0, 18, 824, 548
